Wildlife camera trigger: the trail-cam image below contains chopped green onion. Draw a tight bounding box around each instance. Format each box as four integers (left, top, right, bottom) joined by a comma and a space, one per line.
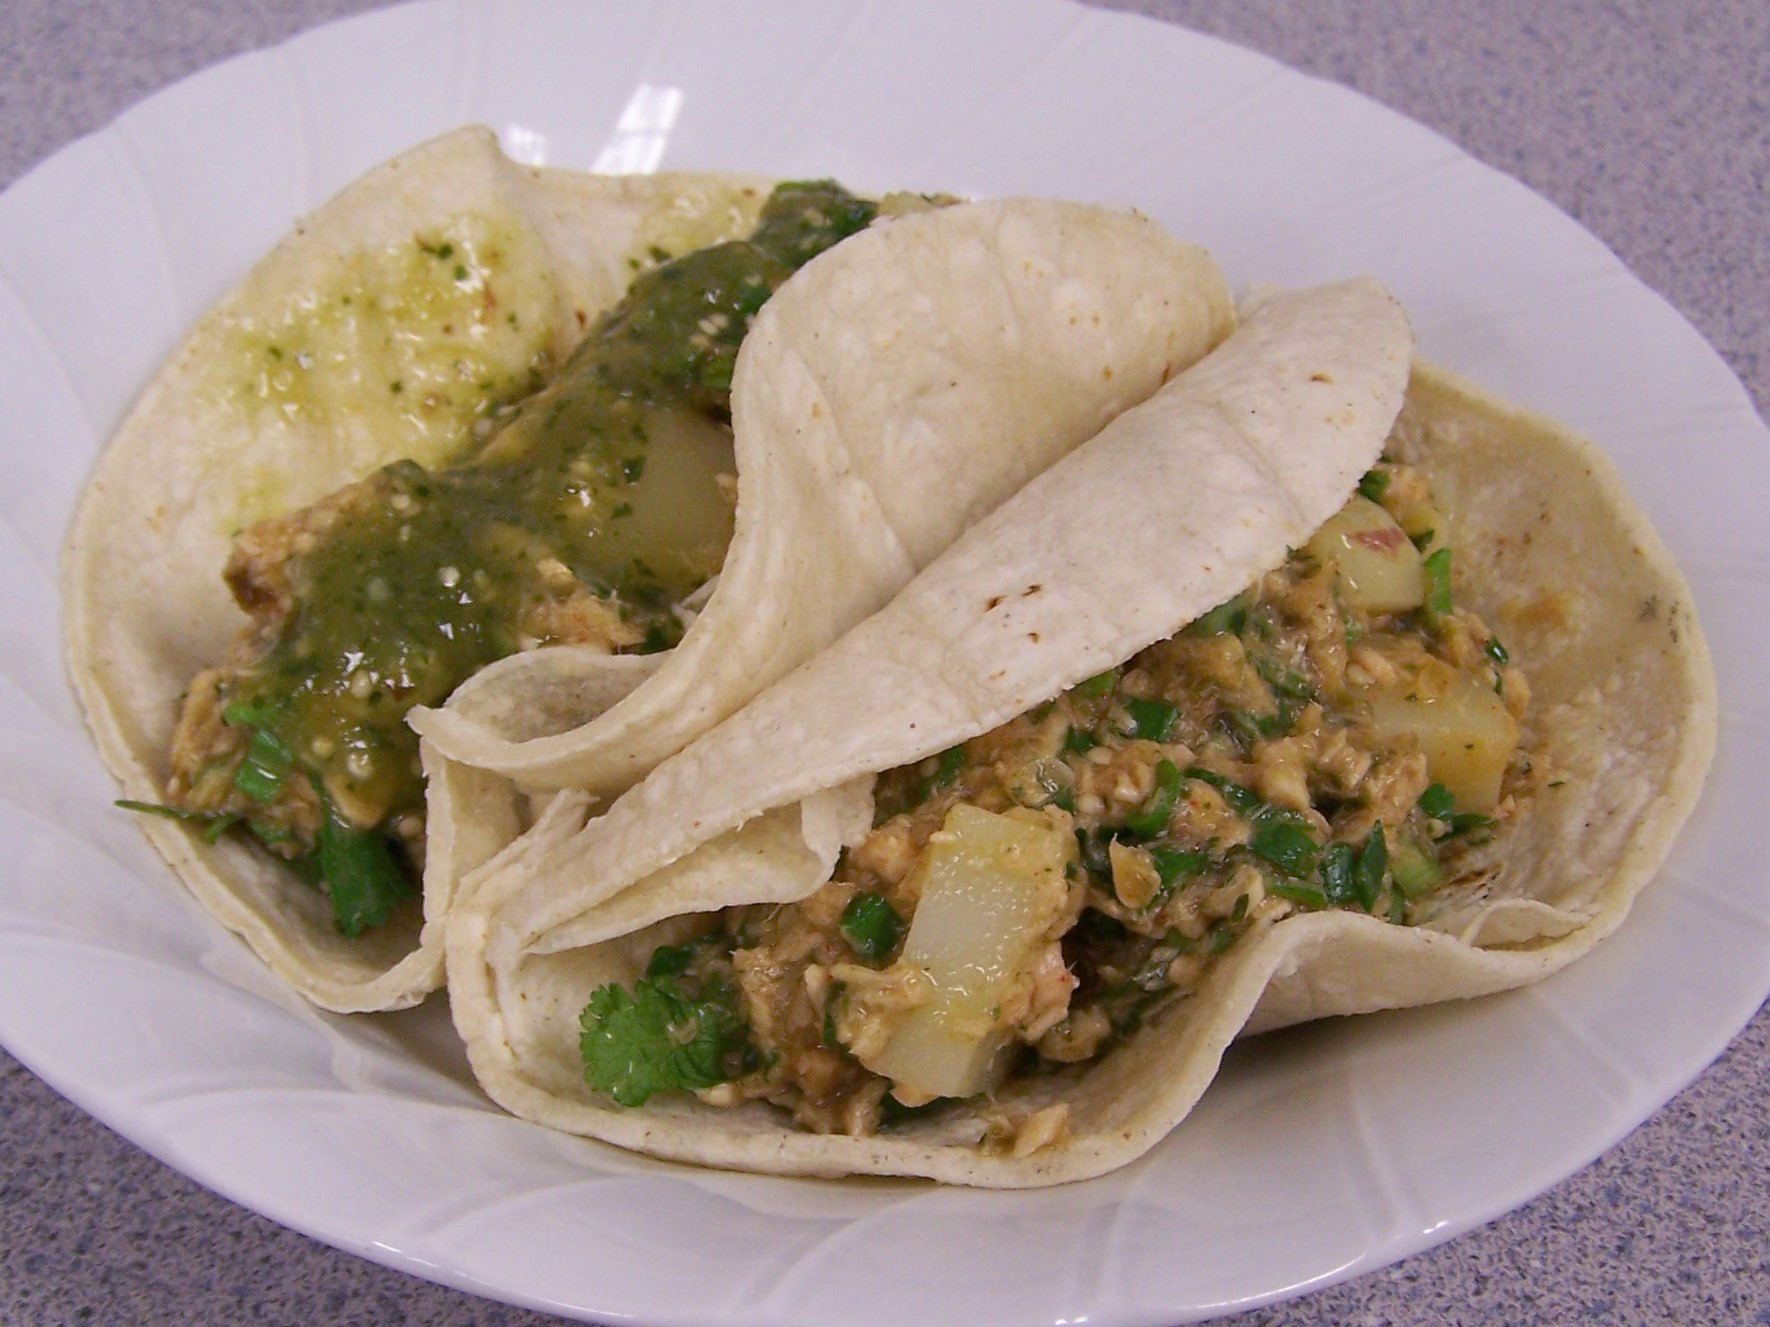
1250, 650, 1315, 702
1182, 766, 1263, 816
1319, 840, 1357, 906
1124, 697, 1181, 742
1185, 594, 1249, 638
1124, 759, 1183, 837
1390, 839, 1444, 898
1357, 467, 1391, 501
1269, 881, 1330, 910
1063, 726, 1098, 755
1485, 636, 1510, 666
1149, 846, 1210, 890
1071, 669, 1119, 701
231, 727, 294, 805
1352, 823, 1389, 911
1248, 813, 1319, 876
1422, 548, 1454, 621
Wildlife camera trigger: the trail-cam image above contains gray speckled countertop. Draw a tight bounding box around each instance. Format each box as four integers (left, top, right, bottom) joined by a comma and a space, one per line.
2, 2, 1766, 1323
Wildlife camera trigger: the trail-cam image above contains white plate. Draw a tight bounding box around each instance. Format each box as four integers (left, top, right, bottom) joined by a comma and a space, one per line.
1, 1, 1764, 1323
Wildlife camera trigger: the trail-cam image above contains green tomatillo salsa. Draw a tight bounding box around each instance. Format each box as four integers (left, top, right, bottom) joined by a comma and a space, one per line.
152, 181, 881, 936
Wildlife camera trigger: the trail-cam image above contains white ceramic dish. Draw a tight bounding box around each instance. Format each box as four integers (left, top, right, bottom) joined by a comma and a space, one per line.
1, 1, 1763, 1322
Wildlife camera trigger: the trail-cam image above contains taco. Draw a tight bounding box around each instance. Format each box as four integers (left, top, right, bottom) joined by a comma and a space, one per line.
444, 278, 1714, 1185
64, 126, 1234, 1012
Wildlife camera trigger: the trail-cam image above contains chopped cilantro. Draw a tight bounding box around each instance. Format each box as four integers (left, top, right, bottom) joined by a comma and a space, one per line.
115, 799, 241, 844
318, 810, 414, 937
579, 973, 753, 1107
839, 892, 905, 963
1417, 782, 1457, 819
643, 942, 699, 979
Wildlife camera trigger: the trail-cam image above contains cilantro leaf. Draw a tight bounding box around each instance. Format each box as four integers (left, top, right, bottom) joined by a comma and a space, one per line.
840, 891, 905, 962
318, 812, 413, 937
580, 975, 752, 1107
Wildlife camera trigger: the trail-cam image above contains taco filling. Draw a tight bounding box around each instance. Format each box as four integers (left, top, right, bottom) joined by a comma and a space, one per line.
580, 457, 1532, 1135
154, 181, 881, 935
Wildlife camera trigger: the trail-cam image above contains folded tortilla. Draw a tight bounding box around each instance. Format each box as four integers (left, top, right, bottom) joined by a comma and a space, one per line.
408, 191, 1234, 795
64, 126, 1234, 1012
445, 278, 1714, 1185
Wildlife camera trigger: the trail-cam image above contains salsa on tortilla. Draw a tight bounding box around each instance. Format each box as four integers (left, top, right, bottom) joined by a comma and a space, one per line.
149, 182, 879, 935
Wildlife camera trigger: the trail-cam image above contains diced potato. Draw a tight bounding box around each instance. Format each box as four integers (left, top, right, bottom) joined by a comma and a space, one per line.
1366, 659, 1518, 812
1391, 498, 1446, 552
1307, 496, 1425, 614
856, 805, 1073, 1102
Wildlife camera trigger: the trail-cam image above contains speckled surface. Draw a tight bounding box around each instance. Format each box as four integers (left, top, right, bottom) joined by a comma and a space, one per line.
2, 1, 1766, 1323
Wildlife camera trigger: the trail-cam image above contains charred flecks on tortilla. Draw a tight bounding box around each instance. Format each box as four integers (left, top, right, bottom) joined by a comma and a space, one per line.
579, 457, 1534, 1133
152, 182, 879, 937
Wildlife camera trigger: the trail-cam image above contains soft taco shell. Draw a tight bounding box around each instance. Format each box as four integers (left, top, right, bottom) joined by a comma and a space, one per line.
64, 126, 1235, 1013
64, 126, 769, 1011
445, 277, 1713, 1187
409, 194, 1235, 794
